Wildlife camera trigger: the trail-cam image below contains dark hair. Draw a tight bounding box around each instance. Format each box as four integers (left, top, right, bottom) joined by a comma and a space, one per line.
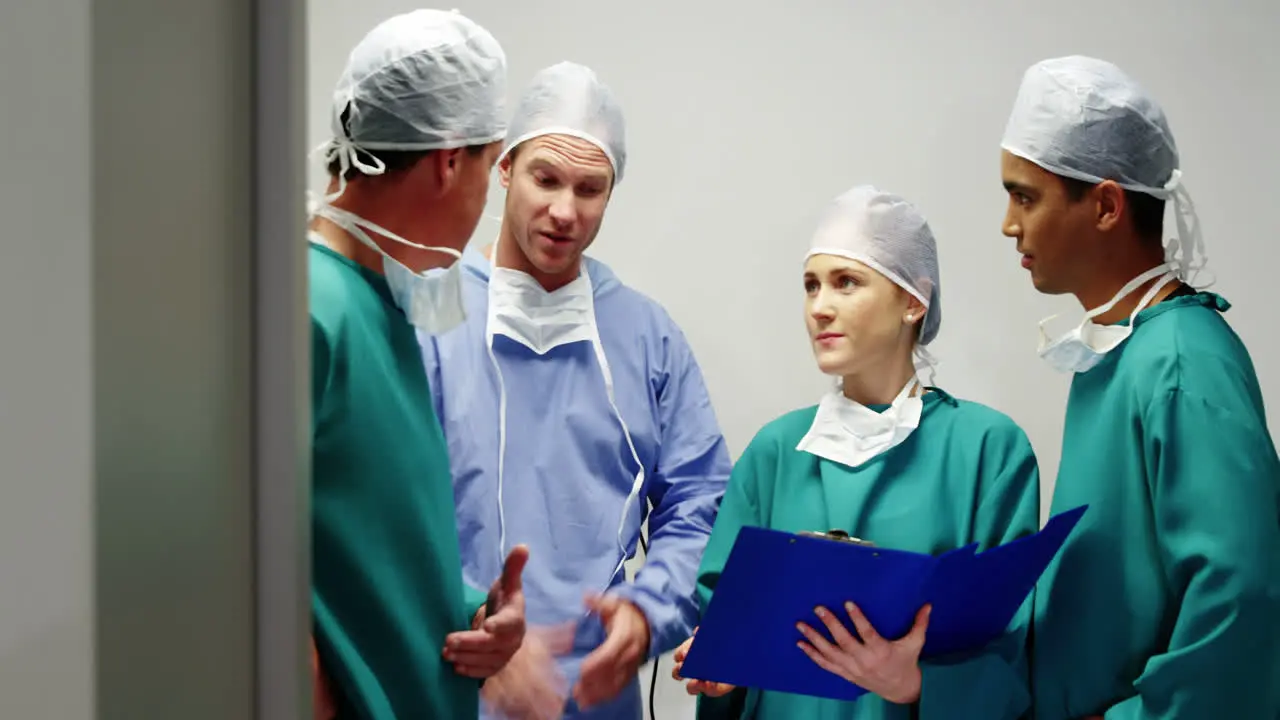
325, 106, 488, 182
1060, 176, 1165, 243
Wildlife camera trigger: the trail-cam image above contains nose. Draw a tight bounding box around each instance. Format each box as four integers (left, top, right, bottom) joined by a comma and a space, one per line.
809, 288, 835, 322
1002, 204, 1021, 239
548, 190, 575, 230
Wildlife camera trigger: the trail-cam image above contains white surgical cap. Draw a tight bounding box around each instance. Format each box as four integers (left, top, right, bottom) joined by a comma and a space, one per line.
807, 185, 942, 347
1001, 55, 1206, 283
321, 9, 507, 196
499, 61, 627, 183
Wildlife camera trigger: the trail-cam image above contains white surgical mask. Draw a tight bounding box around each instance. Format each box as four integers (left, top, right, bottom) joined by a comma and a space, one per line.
487, 266, 594, 353
796, 377, 923, 468
1037, 263, 1177, 374
308, 199, 467, 334
483, 240, 644, 593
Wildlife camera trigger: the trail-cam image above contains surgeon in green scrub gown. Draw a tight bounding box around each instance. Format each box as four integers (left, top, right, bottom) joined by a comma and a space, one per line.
672, 185, 1042, 720
304, 11, 560, 720
998, 56, 1280, 719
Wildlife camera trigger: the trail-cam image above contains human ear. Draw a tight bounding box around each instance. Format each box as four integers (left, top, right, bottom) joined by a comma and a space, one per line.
498, 154, 513, 190
431, 148, 462, 196
1094, 180, 1125, 233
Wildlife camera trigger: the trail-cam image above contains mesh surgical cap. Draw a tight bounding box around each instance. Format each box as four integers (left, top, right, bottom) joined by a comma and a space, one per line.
1001, 55, 1207, 282
321, 9, 507, 195
499, 61, 627, 183
807, 185, 942, 346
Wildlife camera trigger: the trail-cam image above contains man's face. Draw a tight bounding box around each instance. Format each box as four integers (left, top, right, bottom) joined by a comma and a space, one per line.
499, 134, 613, 287
1000, 150, 1098, 295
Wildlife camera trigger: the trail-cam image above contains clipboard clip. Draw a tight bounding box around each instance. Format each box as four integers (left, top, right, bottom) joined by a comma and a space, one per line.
798, 529, 876, 547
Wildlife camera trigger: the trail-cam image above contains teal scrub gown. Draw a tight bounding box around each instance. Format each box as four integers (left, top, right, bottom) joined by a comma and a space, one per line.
695, 389, 1041, 720
1033, 292, 1280, 720
309, 243, 489, 719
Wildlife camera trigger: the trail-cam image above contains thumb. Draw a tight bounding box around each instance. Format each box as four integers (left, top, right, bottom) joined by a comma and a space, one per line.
914, 604, 932, 631
500, 544, 529, 594
906, 604, 931, 649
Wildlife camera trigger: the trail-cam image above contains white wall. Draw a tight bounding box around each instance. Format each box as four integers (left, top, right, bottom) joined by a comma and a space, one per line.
0, 0, 94, 717
308, 2, 1280, 717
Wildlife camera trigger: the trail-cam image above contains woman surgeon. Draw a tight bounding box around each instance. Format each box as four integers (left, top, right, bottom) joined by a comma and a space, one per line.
673, 185, 1041, 720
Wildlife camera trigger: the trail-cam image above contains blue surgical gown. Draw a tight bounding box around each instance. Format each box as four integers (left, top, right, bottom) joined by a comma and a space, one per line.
420, 246, 732, 720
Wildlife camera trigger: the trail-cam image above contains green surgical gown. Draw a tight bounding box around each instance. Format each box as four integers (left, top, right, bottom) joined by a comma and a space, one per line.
309, 244, 489, 719
695, 389, 1041, 720
1033, 292, 1280, 720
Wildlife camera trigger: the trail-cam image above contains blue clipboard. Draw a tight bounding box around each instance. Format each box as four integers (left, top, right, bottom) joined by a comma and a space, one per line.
679, 504, 1087, 701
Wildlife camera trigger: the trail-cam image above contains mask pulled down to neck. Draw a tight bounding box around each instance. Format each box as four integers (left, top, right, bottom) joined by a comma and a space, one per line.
1037, 262, 1178, 374
307, 198, 467, 335
796, 376, 924, 469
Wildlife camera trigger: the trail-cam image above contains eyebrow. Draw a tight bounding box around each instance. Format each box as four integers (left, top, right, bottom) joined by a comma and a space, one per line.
1003, 180, 1034, 195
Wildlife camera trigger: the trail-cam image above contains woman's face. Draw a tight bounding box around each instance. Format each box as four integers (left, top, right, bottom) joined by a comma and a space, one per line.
803, 254, 921, 377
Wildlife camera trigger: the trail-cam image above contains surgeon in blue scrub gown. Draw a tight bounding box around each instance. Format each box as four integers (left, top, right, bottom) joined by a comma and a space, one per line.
420, 61, 732, 720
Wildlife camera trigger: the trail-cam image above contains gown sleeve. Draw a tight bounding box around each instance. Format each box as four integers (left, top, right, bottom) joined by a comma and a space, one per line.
1103, 388, 1280, 719
610, 325, 732, 657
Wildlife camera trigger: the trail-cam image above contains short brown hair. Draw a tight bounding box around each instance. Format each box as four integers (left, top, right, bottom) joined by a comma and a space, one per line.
1059, 175, 1165, 243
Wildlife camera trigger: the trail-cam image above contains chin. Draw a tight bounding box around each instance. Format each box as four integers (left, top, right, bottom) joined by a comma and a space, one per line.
1030, 274, 1069, 295
814, 354, 854, 377
532, 248, 579, 275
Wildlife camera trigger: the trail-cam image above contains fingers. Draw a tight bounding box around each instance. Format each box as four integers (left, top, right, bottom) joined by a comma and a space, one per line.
896, 604, 931, 656
796, 640, 844, 679
843, 602, 879, 645
499, 545, 530, 595
672, 636, 693, 664
445, 627, 515, 653
480, 648, 568, 720
573, 640, 630, 709
795, 621, 838, 657
684, 679, 735, 697
814, 606, 859, 651
576, 614, 631, 680
444, 617, 522, 676
446, 645, 509, 668
912, 604, 932, 634
482, 603, 526, 639
452, 646, 512, 678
